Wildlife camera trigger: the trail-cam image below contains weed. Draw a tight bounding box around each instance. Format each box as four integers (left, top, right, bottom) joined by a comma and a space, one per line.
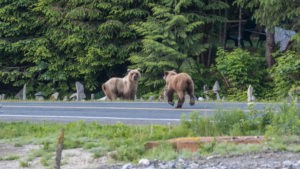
0, 155, 19, 161
144, 142, 177, 161
19, 161, 29, 167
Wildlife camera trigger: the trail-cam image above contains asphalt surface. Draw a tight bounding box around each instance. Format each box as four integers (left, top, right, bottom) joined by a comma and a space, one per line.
0, 101, 289, 124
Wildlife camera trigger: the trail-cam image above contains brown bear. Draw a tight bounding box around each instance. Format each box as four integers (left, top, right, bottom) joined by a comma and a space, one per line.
102, 69, 141, 100
163, 70, 195, 108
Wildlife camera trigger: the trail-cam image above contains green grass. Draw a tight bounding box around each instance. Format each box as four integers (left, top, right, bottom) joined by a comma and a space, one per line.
0, 155, 19, 161
0, 103, 299, 163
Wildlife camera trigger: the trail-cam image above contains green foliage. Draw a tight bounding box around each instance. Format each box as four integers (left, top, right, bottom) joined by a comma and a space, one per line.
215, 48, 266, 100
1, 0, 147, 97
269, 51, 300, 98
129, 0, 228, 95
19, 161, 29, 167
144, 142, 177, 161
200, 139, 217, 155
235, 0, 299, 31
0, 0, 299, 101
267, 103, 300, 135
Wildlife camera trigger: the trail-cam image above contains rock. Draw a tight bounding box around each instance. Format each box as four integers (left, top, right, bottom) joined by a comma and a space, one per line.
34, 92, 45, 101
138, 158, 150, 167
213, 81, 221, 100
148, 96, 154, 101
213, 81, 220, 92
203, 84, 209, 100
15, 84, 26, 100
0, 94, 5, 100
99, 96, 107, 101
75, 81, 86, 101
122, 163, 133, 169
283, 160, 293, 168
247, 85, 255, 102
63, 96, 68, 101
69, 93, 77, 101
198, 97, 205, 101
50, 92, 59, 101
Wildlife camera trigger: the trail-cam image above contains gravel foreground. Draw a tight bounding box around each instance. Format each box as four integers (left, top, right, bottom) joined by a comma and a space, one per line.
98, 151, 300, 169
1, 144, 299, 169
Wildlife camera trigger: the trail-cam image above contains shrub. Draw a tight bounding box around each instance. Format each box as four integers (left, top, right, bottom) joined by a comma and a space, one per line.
267, 103, 300, 135
269, 51, 300, 99
215, 48, 266, 100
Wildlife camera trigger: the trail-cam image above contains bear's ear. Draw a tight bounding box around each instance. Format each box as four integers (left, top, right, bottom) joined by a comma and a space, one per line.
172, 69, 176, 73
163, 71, 168, 80
127, 69, 132, 72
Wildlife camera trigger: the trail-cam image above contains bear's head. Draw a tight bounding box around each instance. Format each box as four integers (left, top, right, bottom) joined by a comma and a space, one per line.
163, 70, 177, 81
127, 68, 141, 82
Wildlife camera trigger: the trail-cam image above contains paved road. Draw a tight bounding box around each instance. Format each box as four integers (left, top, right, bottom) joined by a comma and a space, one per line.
0, 101, 288, 124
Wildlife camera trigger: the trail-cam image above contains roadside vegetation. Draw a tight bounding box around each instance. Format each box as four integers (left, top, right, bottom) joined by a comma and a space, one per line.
0, 103, 299, 166
1, 0, 299, 101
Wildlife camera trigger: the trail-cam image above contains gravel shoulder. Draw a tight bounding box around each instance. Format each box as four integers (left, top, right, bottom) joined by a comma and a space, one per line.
1, 143, 300, 169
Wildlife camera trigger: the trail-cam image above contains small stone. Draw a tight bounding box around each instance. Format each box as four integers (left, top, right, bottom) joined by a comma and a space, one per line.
63, 96, 68, 101
148, 96, 154, 101
139, 158, 150, 167
198, 97, 205, 101
99, 96, 107, 101
122, 163, 133, 169
283, 160, 293, 167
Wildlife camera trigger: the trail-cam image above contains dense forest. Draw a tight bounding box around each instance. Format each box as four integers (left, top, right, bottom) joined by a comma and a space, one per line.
0, 0, 299, 101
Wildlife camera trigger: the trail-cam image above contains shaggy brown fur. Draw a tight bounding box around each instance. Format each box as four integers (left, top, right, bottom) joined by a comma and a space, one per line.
102, 69, 141, 100
163, 70, 195, 108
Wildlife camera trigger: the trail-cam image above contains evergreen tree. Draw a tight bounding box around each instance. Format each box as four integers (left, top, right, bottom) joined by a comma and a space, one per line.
129, 0, 228, 96
0, 0, 43, 94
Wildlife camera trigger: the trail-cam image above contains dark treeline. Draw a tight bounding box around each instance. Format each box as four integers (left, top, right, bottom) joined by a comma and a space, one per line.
0, 0, 299, 100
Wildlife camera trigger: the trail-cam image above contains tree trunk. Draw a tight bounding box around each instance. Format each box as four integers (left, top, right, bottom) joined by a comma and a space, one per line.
265, 30, 275, 68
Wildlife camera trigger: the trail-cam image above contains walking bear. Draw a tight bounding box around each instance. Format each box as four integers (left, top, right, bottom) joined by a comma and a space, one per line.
102, 69, 141, 100
163, 70, 195, 108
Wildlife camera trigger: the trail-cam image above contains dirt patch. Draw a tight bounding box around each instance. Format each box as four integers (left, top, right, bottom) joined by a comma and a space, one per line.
145, 136, 264, 152
0, 144, 113, 169
0, 144, 41, 169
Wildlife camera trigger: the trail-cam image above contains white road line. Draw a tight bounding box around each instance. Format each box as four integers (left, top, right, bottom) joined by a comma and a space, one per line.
2, 105, 216, 111
0, 114, 181, 121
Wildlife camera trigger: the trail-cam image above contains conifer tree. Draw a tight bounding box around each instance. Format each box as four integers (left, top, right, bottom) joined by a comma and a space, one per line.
129, 0, 228, 95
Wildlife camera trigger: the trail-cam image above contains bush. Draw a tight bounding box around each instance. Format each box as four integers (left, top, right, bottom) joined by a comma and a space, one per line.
215, 48, 266, 100
269, 51, 300, 99
267, 103, 300, 135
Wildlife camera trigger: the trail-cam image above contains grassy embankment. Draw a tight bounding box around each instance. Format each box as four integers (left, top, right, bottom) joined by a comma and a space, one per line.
0, 102, 299, 167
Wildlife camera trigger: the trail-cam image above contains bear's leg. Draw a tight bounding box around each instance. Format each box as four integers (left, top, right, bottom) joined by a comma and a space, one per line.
110, 93, 118, 100
105, 89, 117, 100
176, 91, 185, 108
129, 92, 136, 100
167, 90, 175, 106
189, 96, 195, 106
187, 84, 195, 106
